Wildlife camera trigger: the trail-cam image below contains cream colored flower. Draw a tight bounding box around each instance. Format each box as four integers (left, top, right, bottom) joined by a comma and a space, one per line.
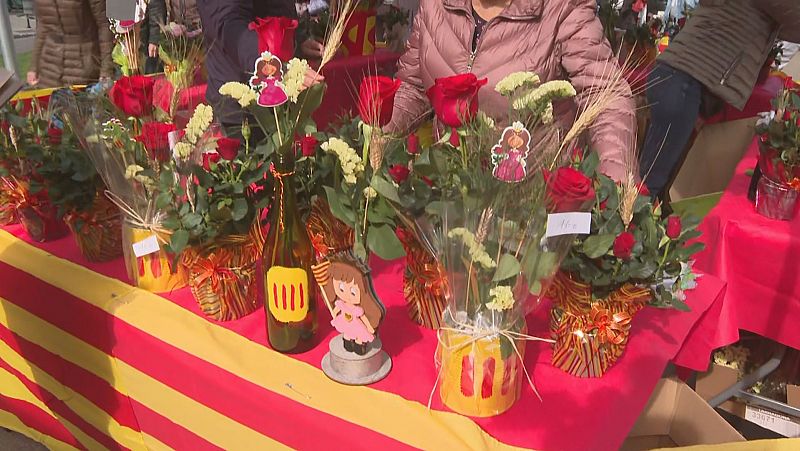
363, 186, 377, 199
125, 164, 144, 180
448, 228, 497, 270
486, 286, 515, 311
174, 141, 193, 160
495, 72, 541, 97
322, 137, 365, 185
284, 58, 310, 103
512, 80, 576, 111
219, 82, 257, 107
186, 104, 213, 145
477, 111, 496, 130
541, 102, 555, 124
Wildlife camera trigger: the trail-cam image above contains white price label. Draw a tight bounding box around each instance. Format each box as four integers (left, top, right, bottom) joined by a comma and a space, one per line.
546, 212, 591, 237
132, 235, 160, 258
745, 405, 800, 437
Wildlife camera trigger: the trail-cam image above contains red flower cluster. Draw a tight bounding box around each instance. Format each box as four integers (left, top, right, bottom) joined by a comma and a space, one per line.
136, 122, 177, 162
110, 76, 156, 118
613, 232, 636, 260
216, 137, 241, 161
299, 135, 318, 157
406, 134, 420, 155
249, 17, 298, 62
389, 165, 410, 184
427, 74, 487, 128
544, 167, 596, 213
202, 152, 221, 171
357, 76, 401, 127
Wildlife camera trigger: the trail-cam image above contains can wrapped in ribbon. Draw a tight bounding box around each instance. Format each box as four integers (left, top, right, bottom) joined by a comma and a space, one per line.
10, 179, 69, 243
64, 196, 123, 262
548, 272, 651, 378
397, 225, 448, 330
0, 176, 20, 226
121, 219, 188, 293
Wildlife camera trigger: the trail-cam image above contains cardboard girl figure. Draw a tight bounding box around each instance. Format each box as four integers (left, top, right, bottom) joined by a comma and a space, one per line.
491, 122, 531, 183
319, 254, 385, 355
249, 52, 289, 107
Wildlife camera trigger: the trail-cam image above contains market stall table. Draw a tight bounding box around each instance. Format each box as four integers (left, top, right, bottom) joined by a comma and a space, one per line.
0, 224, 726, 450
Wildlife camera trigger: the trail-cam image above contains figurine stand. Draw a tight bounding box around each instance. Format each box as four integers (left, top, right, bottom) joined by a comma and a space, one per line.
321, 335, 392, 385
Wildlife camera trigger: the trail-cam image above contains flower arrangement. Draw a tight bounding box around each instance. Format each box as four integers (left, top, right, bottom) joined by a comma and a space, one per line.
756, 78, 800, 188
155, 21, 205, 119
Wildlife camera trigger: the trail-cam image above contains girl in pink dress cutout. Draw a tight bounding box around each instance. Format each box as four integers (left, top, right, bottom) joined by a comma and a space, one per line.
322, 257, 385, 355
491, 123, 532, 183
249, 53, 289, 107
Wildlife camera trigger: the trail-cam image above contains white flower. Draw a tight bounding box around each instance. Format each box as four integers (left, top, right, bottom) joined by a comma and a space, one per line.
219, 82, 257, 107
284, 58, 310, 102
363, 186, 377, 199
541, 102, 554, 124
495, 72, 541, 97
447, 228, 497, 270
186, 104, 213, 145
486, 286, 515, 311
477, 111, 496, 130
322, 137, 365, 185
125, 164, 144, 180
174, 142, 193, 160
512, 80, 577, 111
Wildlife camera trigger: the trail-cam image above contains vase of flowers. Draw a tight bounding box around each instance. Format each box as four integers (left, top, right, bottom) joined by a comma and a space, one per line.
755, 78, 800, 220
552, 152, 705, 377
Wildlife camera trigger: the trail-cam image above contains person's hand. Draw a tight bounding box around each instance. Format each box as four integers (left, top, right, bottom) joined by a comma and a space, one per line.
303, 68, 324, 89
26, 71, 38, 86
300, 39, 325, 59
148, 43, 159, 58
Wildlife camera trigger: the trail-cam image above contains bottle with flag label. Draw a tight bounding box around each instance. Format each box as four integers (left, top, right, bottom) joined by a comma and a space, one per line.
262, 151, 317, 353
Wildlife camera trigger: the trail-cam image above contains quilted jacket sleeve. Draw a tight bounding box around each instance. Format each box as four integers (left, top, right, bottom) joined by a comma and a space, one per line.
758, 0, 800, 43
89, 0, 115, 77
557, 0, 636, 181
30, 2, 47, 74
385, 6, 432, 136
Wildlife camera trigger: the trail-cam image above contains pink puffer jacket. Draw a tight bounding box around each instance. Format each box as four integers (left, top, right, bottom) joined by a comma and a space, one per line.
387, 0, 636, 180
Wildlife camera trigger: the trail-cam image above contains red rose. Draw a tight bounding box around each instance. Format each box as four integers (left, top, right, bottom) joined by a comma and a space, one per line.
389, 165, 410, 184
47, 127, 63, 146
300, 135, 318, 157
249, 17, 298, 62
426, 74, 488, 128
544, 167, 595, 213
666, 216, 682, 239
613, 232, 636, 260
202, 152, 221, 171
638, 183, 650, 197
109, 75, 156, 118
407, 133, 420, 155
136, 122, 177, 162
357, 76, 401, 127
783, 76, 797, 91
216, 137, 241, 161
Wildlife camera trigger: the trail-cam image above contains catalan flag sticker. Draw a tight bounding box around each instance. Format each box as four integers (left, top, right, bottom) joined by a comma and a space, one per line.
266, 266, 311, 323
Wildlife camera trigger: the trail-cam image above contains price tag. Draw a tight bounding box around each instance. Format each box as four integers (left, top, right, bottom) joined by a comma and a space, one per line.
546, 212, 591, 237
132, 235, 160, 258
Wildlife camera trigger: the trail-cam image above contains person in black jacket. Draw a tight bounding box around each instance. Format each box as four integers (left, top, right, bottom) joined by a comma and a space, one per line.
197, 0, 324, 128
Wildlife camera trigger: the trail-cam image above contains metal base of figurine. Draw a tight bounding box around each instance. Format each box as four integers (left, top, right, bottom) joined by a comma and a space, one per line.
321, 335, 392, 385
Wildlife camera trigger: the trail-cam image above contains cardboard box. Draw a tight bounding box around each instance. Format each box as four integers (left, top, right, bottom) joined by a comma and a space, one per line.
622, 378, 744, 450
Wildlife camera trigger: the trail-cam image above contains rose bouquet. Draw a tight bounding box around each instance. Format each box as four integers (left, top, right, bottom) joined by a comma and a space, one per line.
153, 21, 205, 122
550, 151, 704, 377
383, 69, 631, 416
754, 77, 800, 220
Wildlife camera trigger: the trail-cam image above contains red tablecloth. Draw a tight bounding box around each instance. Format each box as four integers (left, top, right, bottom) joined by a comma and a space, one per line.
694, 138, 800, 352
313, 52, 401, 129
0, 223, 726, 450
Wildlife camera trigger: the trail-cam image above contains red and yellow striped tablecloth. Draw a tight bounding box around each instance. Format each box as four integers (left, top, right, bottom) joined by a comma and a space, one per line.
0, 224, 726, 450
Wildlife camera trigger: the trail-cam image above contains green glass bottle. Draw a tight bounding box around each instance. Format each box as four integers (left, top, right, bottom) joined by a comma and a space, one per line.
262, 151, 318, 353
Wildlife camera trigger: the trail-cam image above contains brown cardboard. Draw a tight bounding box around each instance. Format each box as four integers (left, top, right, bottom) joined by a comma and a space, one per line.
622, 378, 744, 450
696, 363, 746, 417
787, 385, 800, 409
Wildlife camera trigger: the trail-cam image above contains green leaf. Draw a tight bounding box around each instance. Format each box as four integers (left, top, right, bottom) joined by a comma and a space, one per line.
580, 151, 600, 175
629, 261, 657, 279
370, 175, 401, 203
323, 186, 355, 225
582, 233, 616, 258
366, 224, 406, 260
493, 254, 521, 282
169, 229, 190, 255
670, 295, 691, 312
182, 212, 203, 229
232, 198, 248, 221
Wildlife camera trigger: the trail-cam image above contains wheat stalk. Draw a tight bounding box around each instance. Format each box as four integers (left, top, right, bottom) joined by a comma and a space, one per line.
319, 0, 358, 70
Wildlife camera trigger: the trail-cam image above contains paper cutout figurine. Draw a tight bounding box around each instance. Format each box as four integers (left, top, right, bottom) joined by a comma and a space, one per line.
314, 253, 385, 355
491, 121, 531, 183
249, 52, 289, 107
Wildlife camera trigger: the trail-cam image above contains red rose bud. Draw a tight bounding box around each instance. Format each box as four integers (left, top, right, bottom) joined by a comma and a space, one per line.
47, 127, 63, 146
545, 166, 595, 213
638, 183, 650, 197
248, 17, 298, 62
357, 76, 401, 127
300, 135, 318, 157
426, 73, 488, 128
784, 76, 797, 90
136, 122, 177, 162
202, 152, 221, 171
389, 165, 410, 184
109, 75, 156, 118
666, 215, 682, 239
407, 133, 420, 155
216, 137, 241, 161
613, 231, 636, 260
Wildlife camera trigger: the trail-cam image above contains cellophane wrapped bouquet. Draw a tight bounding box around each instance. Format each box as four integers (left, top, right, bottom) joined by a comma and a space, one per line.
389, 70, 629, 417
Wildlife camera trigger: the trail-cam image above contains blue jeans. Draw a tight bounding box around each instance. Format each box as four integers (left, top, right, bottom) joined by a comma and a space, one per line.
639, 63, 703, 197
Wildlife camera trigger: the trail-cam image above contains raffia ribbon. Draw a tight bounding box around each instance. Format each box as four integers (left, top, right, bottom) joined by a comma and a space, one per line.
104, 190, 170, 244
